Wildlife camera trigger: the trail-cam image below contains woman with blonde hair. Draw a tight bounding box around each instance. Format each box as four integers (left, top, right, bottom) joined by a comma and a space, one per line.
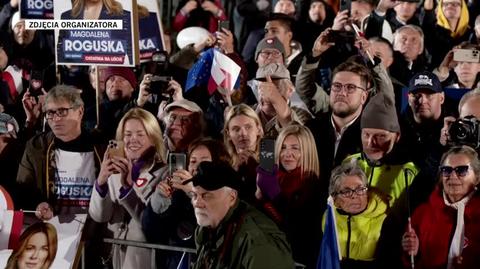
6, 222, 58, 269
256, 124, 324, 268
89, 108, 166, 269
223, 104, 264, 202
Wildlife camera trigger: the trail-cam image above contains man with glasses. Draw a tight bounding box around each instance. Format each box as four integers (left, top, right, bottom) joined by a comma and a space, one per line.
162, 99, 205, 153
184, 161, 295, 269
16, 85, 104, 218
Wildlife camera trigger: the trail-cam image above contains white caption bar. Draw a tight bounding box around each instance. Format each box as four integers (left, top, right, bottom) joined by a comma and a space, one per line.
25, 20, 123, 30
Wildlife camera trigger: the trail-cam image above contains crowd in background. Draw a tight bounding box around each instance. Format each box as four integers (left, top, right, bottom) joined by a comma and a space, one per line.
1, 0, 480, 268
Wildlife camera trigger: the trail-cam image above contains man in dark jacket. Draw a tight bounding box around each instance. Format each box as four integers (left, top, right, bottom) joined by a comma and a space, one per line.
186, 161, 295, 269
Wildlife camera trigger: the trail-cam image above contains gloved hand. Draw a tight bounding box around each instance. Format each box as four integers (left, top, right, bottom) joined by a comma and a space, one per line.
256, 165, 280, 201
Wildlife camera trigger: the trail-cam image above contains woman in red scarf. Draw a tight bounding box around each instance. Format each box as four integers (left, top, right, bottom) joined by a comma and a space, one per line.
256, 124, 324, 268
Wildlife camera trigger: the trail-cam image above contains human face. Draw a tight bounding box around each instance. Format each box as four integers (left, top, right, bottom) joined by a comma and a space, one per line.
189, 145, 212, 175
89, 66, 106, 93
309, 2, 326, 23
274, 0, 295, 16
265, 21, 292, 52
12, 21, 35, 46
123, 118, 153, 161
370, 40, 394, 69
17, 232, 49, 269
362, 128, 399, 161
257, 48, 284, 67
280, 135, 301, 172
441, 153, 478, 203
0, 47, 8, 70
334, 175, 368, 214
393, 28, 423, 62
408, 90, 444, 122
227, 115, 261, 153
460, 97, 480, 119
351, 1, 374, 25
394, 2, 417, 22
166, 108, 194, 147
330, 71, 368, 118
454, 61, 480, 88
105, 75, 134, 101
190, 186, 237, 228
442, 0, 462, 21
45, 100, 83, 142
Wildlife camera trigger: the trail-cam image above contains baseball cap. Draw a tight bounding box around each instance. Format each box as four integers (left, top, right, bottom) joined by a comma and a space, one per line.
0, 113, 19, 137
183, 161, 241, 191
164, 99, 203, 114
255, 63, 291, 81
408, 71, 443, 93
255, 37, 286, 60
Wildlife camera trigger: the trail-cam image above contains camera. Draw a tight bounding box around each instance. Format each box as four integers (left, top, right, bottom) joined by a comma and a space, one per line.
149, 75, 172, 94
448, 116, 480, 149
326, 30, 355, 44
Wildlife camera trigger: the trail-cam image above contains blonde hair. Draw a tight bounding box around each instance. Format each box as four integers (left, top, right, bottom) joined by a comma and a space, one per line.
6, 222, 58, 269
223, 104, 264, 164
275, 124, 320, 179
72, 0, 124, 18
116, 108, 166, 164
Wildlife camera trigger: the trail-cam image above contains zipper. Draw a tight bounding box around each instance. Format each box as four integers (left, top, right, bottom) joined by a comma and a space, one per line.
346, 215, 352, 259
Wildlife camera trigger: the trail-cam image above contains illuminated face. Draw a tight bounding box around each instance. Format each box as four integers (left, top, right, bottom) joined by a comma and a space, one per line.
165, 108, 194, 148
460, 97, 480, 119
227, 115, 262, 153
274, 0, 296, 16
334, 175, 368, 214
441, 153, 477, 203
351, 1, 374, 24
454, 61, 480, 87
190, 186, 236, 228
265, 20, 293, 52
188, 145, 212, 175
394, 2, 417, 22
442, 0, 462, 21
361, 128, 399, 161
123, 118, 153, 161
330, 71, 368, 118
280, 134, 301, 172
105, 75, 134, 101
408, 90, 445, 122
369, 40, 394, 69
13, 21, 35, 46
0, 47, 8, 70
309, 2, 326, 23
394, 28, 423, 62
17, 232, 49, 269
257, 48, 284, 67
45, 99, 83, 141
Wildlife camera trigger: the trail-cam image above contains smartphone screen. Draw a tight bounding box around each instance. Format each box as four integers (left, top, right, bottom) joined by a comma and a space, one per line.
218, 20, 229, 31
259, 138, 275, 173
168, 153, 187, 176
339, 0, 351, 15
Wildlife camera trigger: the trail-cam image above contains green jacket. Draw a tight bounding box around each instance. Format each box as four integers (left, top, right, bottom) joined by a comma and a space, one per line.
344, 153, 419, 207
193, 200, 295, 269
323, 192, 388, 261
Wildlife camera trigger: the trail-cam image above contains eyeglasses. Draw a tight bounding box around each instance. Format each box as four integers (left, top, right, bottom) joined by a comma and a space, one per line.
168, 113, 192, 126
443, 1, 461, 8
45, 107, 75, 120
188, 191, 215, 202
259, 50, 282, 58
336, 186, 368, 198
331, 82, 365, 94
439, 165, 470, 177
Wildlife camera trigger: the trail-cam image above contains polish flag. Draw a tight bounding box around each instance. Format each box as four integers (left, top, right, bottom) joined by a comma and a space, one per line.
207, 50, 241, 95
0, 186, 23, 250
2, 65, 25, 102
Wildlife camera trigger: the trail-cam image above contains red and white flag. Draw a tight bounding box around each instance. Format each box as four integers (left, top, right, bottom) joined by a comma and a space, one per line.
0, 210, 24, 250
207, 50, 241, 94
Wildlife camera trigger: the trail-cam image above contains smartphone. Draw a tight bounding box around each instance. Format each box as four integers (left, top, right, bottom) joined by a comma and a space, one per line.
107, 140, 125, 159
453, 49, 480, 63
259, 138, 275, 173
29, 70, 44, 98
326, 30, 355, 44
168, 153, 187, 176
339, 0, 351, 15
218, 20, 229, 31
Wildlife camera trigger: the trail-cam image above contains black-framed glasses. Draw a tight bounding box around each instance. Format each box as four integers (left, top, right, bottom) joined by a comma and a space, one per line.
439, 165, 470, 177
168, 113, 192, 126
336, 186, 368, 198
331, 82, 366, 94
259, 50, 282, 58
45, 107, 74, 120
443, 1, 461, 8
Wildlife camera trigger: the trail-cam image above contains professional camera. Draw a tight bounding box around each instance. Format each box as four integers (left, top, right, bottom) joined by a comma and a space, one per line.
448, 116, 480, 149
149, 75, 172, 94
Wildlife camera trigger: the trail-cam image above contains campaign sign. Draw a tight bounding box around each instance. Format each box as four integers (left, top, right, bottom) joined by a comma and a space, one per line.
20, 0, 54, 19
137, 0, 164, 62
54, 0, 139, 66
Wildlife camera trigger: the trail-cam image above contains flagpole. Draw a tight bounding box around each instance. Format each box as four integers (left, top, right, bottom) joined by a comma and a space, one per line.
404, 169, 414, 269
327, 196, 342, 261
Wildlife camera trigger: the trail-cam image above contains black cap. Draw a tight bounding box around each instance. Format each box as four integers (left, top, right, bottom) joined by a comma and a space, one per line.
183, 161, 241, 191
408, 71, 443, 93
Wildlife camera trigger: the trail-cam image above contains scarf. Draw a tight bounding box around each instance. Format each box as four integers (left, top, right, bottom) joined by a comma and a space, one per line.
443, 190, 474, 269
437, 0, 470, 38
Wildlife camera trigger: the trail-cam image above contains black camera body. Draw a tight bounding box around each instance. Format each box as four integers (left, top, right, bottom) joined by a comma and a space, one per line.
326, 30, 355, 44
448, 116, 480, 149
149, 76, 172, 94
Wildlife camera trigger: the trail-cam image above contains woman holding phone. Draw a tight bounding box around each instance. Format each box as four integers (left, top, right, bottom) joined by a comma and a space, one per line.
89, 108, 167, 269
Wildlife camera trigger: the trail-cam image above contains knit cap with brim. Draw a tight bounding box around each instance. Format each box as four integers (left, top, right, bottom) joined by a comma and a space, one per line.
361, 65, 400, 133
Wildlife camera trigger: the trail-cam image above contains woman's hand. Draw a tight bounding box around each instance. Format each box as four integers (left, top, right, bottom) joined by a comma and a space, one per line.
111, 156, 133, 187
216, 28, 235, 54
35, 202, 54, 221
156, 180, 174, 198
138, 74, 153, 107
166, 79, 184, 101
22, 88, 46, 125
201, 1, 220, 15
171, 169, 194, 193
402, 229, 419, 256
97, 151, 116, 186
332, 10, 349, 31
233, 149, 257, 171
312, 28, 334, 57
181, 0, 198, 15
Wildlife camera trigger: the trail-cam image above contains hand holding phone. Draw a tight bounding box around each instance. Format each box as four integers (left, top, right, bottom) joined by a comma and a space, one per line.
107, 140, 125, 159
259, 138, 275, 173
168, 153, 187, 176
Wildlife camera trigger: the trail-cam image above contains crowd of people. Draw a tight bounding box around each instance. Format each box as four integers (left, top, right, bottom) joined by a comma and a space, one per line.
1, 0, 480, 268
